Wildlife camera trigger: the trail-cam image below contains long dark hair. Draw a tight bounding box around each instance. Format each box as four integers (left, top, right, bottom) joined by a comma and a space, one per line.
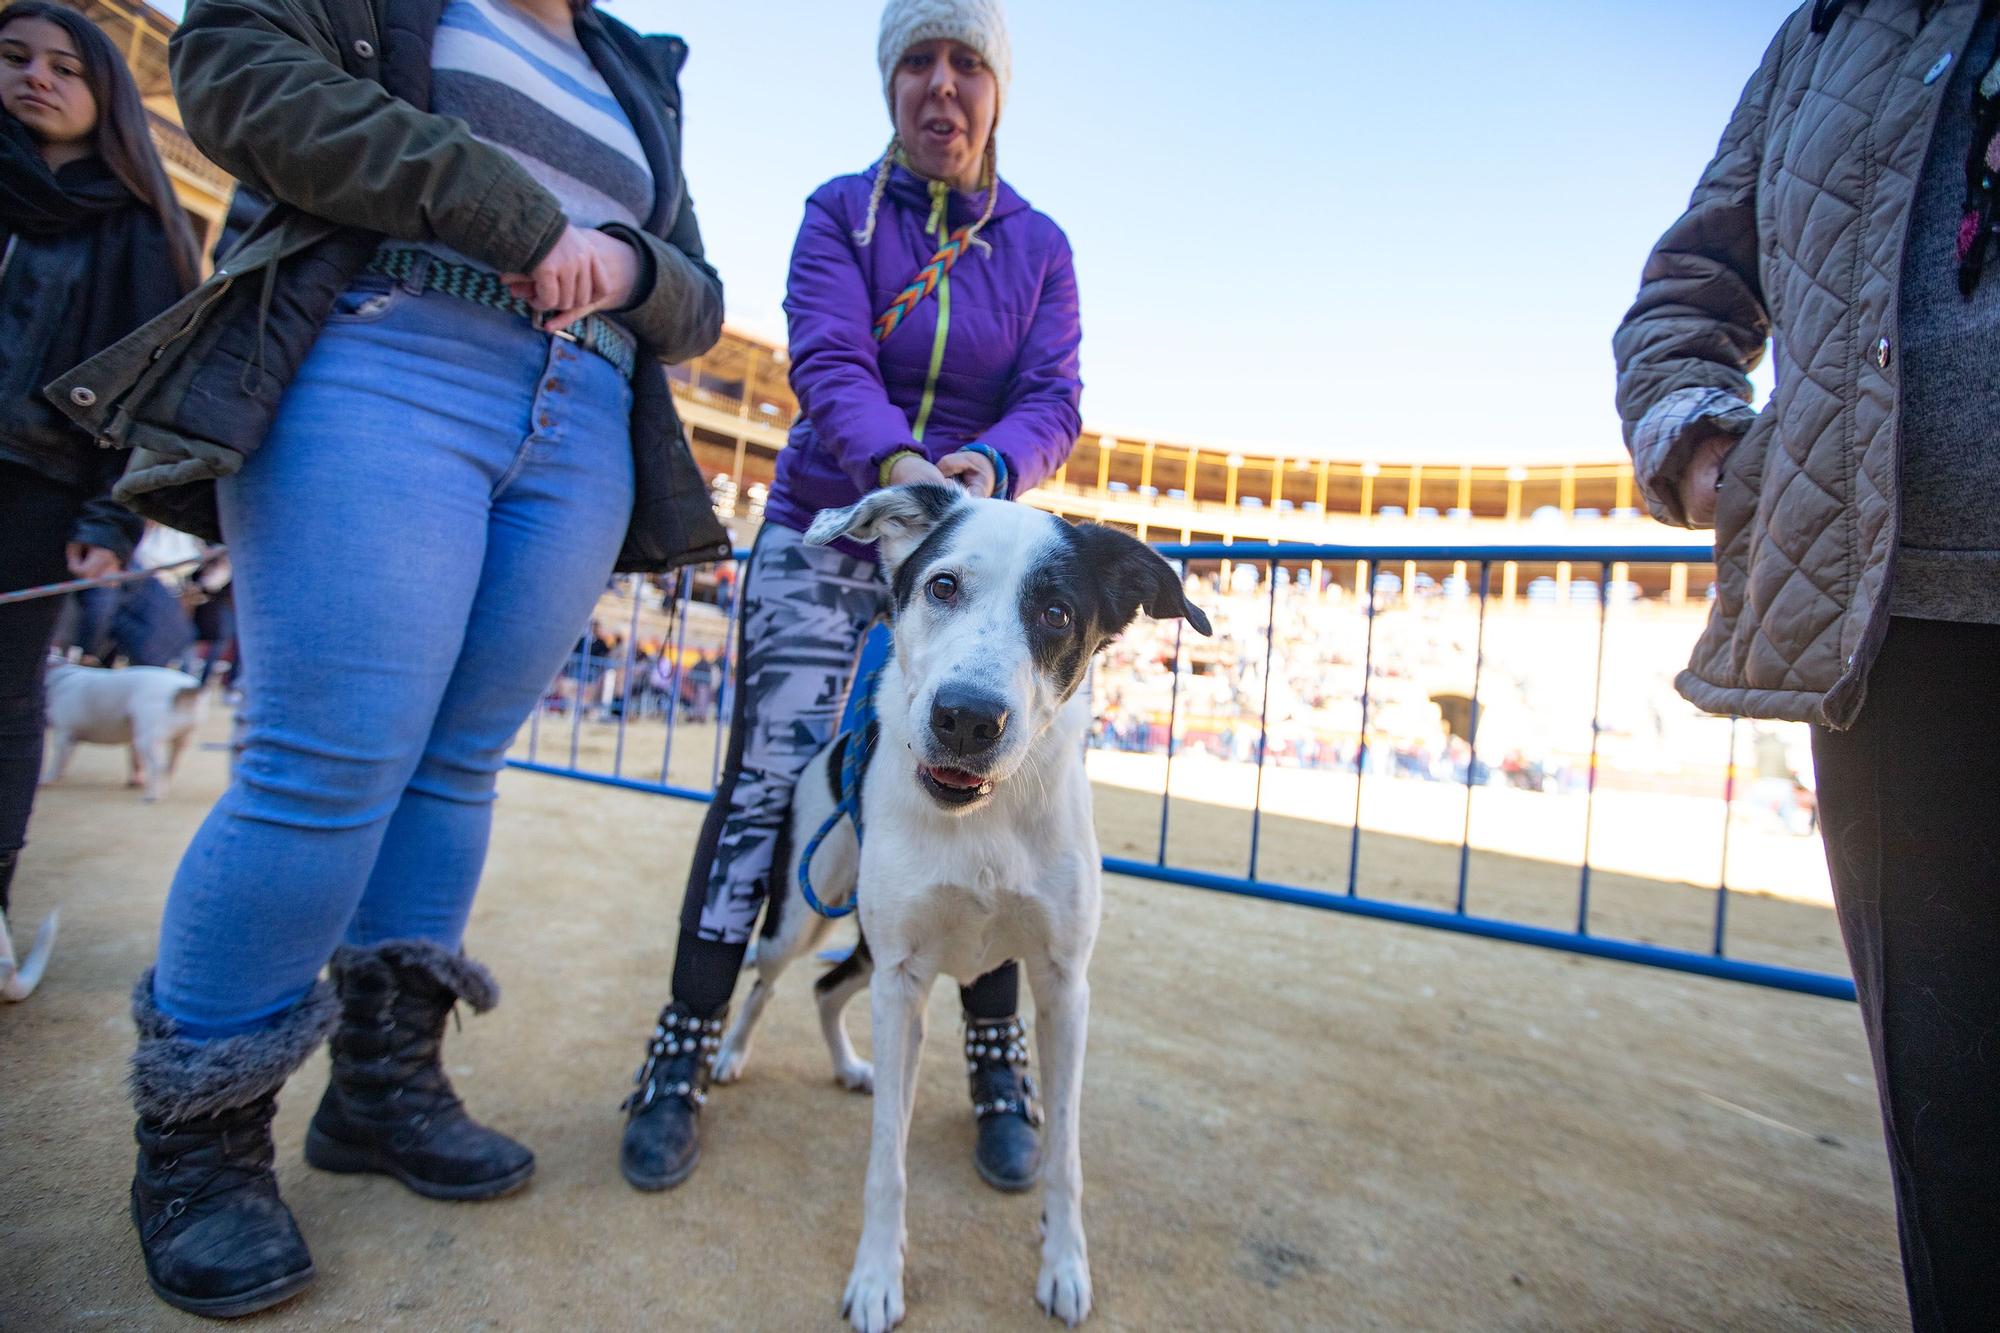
0, 1, 199, 291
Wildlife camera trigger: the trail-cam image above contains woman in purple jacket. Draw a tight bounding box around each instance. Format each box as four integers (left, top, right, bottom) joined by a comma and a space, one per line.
621, 0, 1081, 1195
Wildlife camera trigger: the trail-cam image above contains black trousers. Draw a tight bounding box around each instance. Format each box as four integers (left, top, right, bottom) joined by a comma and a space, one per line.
1812, 616, 2000, 1333
0, 463, 85, 909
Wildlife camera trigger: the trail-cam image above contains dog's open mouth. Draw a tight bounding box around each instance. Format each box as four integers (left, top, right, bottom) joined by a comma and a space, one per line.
917, 763, 995, 807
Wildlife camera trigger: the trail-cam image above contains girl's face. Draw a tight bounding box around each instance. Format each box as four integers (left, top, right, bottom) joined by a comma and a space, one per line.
891, 39, 996, 193
0, 18, 98, 153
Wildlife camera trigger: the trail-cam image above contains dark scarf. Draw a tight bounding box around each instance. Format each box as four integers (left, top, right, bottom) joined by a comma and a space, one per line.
1, 112, 181, 389
0, 108, 130, 231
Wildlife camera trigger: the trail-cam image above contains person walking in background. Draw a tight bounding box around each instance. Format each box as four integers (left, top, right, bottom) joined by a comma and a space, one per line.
620, 0, 1084, 1199
1614, 3, 2000, 1327
0, 1, 196, 982
50, 0, 727, 1315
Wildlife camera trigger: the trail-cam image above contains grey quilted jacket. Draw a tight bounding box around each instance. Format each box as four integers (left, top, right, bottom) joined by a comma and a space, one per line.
1614, 0, 1976, 727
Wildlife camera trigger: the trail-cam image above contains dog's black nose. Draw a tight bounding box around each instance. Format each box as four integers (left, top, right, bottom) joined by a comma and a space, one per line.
931, 687, 1009, 758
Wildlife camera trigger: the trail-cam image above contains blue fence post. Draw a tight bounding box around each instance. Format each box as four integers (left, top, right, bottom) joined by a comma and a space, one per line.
1346, 558, 1377, 897
1247, 556, 1281, 881
1575, 561, 1614, 935
612, 574, 643, 779
1714, 717, 1739, 957
567, 644, 588, 772
710, 559, 742, 791
658, 568, 693, 787
1455, 561, 1492, 915
1155, 559, 1188, 868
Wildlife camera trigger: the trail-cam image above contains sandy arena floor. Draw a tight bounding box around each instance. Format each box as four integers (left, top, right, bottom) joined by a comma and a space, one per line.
2, 715, 1903, 1331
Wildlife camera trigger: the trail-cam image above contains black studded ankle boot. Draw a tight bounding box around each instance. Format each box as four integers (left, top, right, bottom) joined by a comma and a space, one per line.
128, 971, 336, 1318
304, 940, 533, 1201
619, 1002, 724, 1191
965, 1016, 1042, 1193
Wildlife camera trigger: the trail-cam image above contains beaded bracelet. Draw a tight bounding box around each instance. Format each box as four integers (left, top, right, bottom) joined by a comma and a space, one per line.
961, 442, 1010, 499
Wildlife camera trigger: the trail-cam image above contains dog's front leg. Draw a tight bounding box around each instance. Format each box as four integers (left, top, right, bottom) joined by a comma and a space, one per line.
40, 732, 75, 785
1030, 968, 1093, 1326
843, 955, 930, 1333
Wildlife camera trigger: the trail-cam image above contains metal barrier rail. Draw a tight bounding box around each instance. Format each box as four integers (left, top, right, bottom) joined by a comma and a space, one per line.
494, 537, 1843, 1006
0, 550, 220, 607
5, 531, 1845, 1000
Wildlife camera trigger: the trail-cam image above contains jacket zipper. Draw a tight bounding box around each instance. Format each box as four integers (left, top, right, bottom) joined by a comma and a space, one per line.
0, 235, 16, 291
911, 271, 950, 443
910, 179, 954, 444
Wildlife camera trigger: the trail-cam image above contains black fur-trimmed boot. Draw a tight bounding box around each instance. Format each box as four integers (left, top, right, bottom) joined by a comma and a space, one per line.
965, 1016, 1043, 1193
619, 1002, 724, 1191
304, 940, 534, 1201
128, 970, 336, 1318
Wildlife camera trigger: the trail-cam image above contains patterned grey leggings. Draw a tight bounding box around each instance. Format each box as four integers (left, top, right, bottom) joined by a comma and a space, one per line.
683, 522, 888, 944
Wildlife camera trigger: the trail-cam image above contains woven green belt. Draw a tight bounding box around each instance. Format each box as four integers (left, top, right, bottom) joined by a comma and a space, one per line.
367, 248, 637, 379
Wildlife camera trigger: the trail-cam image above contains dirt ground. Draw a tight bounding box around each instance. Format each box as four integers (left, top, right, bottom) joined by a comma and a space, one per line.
2, 715, 1904, 1331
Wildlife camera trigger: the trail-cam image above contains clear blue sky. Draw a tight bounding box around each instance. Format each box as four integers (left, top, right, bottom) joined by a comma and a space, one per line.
153, 0, 1799, 462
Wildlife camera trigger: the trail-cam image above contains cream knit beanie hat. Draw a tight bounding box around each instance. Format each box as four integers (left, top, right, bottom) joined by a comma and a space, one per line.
876, 0, 1012, 122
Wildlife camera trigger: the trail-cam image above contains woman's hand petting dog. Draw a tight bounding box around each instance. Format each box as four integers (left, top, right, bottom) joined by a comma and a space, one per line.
886, 454, 949, 489
887, 452, 995, 497
936, 450, 996, 497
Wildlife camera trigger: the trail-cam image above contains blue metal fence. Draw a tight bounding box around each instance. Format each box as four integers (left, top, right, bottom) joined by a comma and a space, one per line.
508, 538, 1855, 1004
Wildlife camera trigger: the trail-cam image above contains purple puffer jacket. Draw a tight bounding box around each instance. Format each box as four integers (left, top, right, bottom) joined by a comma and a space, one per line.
762, 161, 1083, 550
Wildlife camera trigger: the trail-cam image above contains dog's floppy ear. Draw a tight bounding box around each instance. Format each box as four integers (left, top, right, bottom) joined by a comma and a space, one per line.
1073, 523, 1214, 638
805, 483, 964, 575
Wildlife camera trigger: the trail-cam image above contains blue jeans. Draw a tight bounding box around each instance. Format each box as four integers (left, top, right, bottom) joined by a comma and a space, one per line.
152, 277, 634, 1035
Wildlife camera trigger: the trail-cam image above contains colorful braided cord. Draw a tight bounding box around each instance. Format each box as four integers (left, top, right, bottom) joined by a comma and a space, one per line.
872, 226, 976, 343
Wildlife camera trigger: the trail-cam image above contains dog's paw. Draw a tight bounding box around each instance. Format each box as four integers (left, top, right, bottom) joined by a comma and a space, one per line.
1036, 1251, 1093, 1327
710, 1041, 750, 1084
835, 1059, 874, 1094
841, 1259, 904, 1333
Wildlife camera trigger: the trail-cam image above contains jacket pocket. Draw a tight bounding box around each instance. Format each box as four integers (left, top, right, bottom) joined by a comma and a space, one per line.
1712, 410, 1772, 635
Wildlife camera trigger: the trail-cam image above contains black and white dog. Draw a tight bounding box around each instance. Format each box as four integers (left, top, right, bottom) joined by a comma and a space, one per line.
710, 485, 1210, 1331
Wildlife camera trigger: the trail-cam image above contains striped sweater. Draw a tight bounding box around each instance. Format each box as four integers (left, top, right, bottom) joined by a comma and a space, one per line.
424, 0, 654, 267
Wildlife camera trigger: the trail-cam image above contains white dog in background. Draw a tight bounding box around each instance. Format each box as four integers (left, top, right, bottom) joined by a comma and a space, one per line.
711, 485, 1210, 1331
43, 662, 208, 803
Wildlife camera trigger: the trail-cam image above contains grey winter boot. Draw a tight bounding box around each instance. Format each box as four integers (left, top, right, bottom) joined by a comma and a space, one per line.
128, 970, 336, 1318
304, 940, 534, 1201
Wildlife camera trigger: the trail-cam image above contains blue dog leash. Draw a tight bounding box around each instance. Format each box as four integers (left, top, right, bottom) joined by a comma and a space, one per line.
797, 631, 891, 919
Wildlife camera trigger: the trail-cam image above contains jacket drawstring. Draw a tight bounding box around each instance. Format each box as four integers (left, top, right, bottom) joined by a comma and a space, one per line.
239, 261, 279, 398
924, 177, 950, 238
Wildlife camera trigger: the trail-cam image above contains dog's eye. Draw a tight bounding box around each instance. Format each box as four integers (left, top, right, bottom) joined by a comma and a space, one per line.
927, 572, 959, 604
1041, 603, 1073, 631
